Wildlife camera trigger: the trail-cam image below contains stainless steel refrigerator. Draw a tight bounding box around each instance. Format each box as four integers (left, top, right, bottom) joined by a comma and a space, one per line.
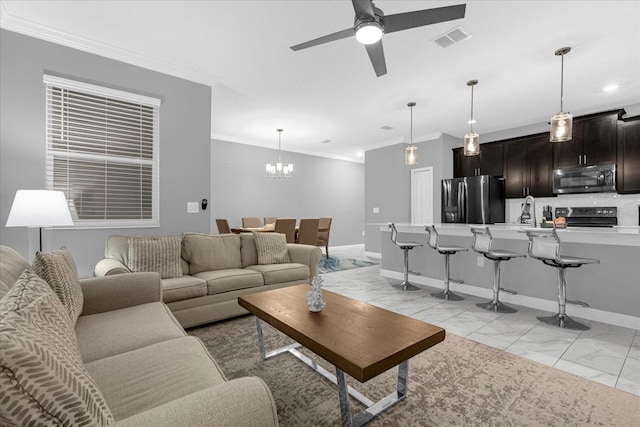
441, 176, 505, 224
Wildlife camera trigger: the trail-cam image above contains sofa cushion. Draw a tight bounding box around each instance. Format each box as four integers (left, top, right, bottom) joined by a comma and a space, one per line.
193, 269, 264, 295
246, 263, 311, 285
128, 236, 183, 279
0, 245, 30, 298
0, 269, 114, 426
162, 275, 207, 303
85, 336, 225, 421
252, 231, 291, 264
75, 302, 186, 363
33, 246, 84, 325
240, 233, 259, 267
182, 232, 242, 274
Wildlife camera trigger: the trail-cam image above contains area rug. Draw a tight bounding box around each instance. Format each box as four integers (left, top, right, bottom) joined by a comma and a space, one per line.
317, 255, 378, 274
188, 315, 639, 427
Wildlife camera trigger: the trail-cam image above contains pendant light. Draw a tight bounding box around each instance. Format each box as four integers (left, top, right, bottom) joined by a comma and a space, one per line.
405, 102, 417, 165
463, 79, 480, 156
550, 47, 573, 142
266, 129, 293, 179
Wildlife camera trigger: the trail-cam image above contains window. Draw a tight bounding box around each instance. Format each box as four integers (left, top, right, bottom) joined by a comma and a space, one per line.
44, 75, 160, 228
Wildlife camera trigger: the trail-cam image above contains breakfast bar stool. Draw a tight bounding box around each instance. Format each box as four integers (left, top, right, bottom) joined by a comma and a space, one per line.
525, 228, 597, 330
389, 223, 423, 291
424, 225, 466, 301
470, 226, 525, 313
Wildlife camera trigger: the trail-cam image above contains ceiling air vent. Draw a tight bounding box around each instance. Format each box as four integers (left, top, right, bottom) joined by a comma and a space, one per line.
320, 139, 332, 144
432, 26, 471, 48
379, 125, 393, 130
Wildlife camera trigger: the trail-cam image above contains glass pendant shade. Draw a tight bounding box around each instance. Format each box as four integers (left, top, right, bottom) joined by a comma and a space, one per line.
405, 145, 418, 165
550, 47, 573, 142
463, 131, 480, 156
463, 80, 480, 156
550, 112, 573, 142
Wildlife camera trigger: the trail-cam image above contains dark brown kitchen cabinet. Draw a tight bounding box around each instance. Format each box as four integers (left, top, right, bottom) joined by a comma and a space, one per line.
617, 117, 640, 194
453, 142, 503, 177
553, 110, 622, 169
504, 133, 555, 198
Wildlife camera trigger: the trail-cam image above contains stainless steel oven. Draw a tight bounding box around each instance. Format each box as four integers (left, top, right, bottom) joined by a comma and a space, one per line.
553, 163, 616, 194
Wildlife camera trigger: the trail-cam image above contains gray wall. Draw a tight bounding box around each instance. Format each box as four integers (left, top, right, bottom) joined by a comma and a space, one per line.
364, 134, 457, 254
210, 139, 364, 246
0, 30, 212, 277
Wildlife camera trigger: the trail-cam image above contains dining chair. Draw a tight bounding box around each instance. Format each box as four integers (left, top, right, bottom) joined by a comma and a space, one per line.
215, 219, 231, 234
316, 217, 332, 258
296, 218, 320, 246
264, 217, 278, 226
242, 217, 262, 228
274, 218, 296, 243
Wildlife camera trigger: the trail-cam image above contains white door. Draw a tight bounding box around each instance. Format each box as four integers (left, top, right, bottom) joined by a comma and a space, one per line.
411, 167, 434, 225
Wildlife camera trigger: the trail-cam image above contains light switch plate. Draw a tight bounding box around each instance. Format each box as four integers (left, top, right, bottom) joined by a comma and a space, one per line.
373, 207, 380, 214
187, 202, 199, 213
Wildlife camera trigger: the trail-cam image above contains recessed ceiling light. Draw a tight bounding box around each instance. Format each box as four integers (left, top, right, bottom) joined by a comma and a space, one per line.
320, 139, 332, 144
356, 150, 363, 157
603, 84, 619, 92
467, 119, 477, 124
380, 125, 393, 130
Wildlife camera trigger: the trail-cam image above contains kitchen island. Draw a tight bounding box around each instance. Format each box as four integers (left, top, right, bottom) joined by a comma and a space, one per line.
381, 224, 640, 329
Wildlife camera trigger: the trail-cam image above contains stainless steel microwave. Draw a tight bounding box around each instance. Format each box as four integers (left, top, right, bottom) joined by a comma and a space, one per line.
553, 163, 616, 194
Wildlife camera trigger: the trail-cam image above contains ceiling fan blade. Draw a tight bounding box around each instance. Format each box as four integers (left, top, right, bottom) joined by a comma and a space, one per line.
290, 28, 355, 51
352, 0, 375, 19
365, 41, 387, 77
384, 4, 466, 34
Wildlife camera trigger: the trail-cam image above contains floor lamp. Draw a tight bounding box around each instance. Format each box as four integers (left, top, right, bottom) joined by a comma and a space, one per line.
5, 190, 74, 258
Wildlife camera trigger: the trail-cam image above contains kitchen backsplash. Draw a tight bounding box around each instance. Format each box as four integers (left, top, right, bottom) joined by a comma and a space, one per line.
506, 193, 640, 226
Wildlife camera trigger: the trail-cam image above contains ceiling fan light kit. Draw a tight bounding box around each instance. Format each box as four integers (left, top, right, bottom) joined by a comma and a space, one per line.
266, 129, 293, 179
405, 102, 418, 166
290, 1, 466, 77
463, 80, 480, 156
550, 46, 573, 142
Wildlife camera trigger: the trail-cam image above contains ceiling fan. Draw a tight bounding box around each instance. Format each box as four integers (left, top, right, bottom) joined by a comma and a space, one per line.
290, 1, 466, 77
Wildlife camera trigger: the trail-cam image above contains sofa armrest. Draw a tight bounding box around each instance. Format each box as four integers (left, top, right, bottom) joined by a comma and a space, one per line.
114, 377, 279, 427
79, 272, 162, 315
287, 244, 322, 278
94, 258, 131, 277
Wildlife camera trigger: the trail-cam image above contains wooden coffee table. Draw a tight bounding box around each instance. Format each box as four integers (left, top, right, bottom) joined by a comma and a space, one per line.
238, 284, 445, 427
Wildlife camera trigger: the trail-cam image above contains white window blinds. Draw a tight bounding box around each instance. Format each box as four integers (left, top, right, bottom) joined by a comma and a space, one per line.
44, 75, 160, 228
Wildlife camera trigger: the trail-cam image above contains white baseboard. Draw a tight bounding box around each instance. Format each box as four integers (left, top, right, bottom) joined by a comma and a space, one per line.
380, 269, 640, 330
364, 251, 381, 259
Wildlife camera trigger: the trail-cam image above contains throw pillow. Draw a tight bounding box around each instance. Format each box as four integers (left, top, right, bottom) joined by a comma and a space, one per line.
33, 246, 83, 326
0, 268, 114, 426
252, 232, 291, 265
128, 236, 183, 279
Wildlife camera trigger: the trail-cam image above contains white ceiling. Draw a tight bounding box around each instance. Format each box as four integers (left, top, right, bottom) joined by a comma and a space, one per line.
2, 0, 639, 163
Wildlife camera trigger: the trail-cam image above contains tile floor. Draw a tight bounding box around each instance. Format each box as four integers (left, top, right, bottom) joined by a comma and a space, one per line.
321, 245, 640, 396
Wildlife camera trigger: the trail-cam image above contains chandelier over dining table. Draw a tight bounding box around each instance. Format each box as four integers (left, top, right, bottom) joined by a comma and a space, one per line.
266, 128, 293, 179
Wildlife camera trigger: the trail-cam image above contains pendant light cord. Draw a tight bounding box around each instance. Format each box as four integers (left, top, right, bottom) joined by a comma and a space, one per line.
410, 104, 413, 144
470, 84, 475, 132
559, 53, 564, 112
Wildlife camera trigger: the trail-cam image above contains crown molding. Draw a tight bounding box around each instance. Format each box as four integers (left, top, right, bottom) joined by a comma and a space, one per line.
0, 2, 217, 87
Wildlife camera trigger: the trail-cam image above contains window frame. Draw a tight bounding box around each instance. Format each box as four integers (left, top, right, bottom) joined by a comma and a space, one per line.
43, 74, 161, 229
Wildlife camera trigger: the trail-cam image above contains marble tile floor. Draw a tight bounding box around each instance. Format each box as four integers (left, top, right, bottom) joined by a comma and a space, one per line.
322, 245, 640, 396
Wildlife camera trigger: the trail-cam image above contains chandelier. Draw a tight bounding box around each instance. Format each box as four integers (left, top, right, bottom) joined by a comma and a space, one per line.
266, 128, 293, 179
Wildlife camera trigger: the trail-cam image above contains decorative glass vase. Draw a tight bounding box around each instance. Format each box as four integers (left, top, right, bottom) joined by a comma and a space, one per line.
307, 275, 326, 312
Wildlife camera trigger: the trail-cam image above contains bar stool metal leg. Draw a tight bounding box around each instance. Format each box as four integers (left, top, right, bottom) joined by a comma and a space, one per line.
395, 248, 420, 291
537, 268, 590, 330
476, 259, 517, 313
431, 253, 464, 301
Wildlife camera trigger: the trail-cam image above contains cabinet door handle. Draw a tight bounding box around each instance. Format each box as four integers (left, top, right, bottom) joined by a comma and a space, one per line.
583, 154, 587, 164
578, 155, 582, 165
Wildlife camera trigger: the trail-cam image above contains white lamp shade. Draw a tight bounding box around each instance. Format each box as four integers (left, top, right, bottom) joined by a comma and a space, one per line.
6, 190, 74, 227
550, 112, 573, 142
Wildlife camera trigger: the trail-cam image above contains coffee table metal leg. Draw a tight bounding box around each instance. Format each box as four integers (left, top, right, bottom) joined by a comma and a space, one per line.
254, 317, 409, 426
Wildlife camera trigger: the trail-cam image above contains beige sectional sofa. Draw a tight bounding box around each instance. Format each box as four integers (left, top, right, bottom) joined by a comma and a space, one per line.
0, 245, 279, 426
94, 232, 322, 328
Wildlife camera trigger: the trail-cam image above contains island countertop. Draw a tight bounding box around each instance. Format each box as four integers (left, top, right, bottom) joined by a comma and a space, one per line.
385, 223, 640, 247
